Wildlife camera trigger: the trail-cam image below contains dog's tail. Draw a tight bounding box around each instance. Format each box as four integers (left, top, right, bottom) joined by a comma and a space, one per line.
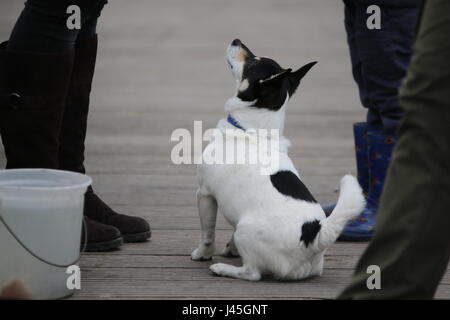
315, 175, 365, 252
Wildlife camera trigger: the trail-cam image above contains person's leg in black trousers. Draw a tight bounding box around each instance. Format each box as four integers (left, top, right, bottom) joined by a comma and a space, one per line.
323, 1, 421, 241
0, 0, 150, 252
58, 4, 151, 250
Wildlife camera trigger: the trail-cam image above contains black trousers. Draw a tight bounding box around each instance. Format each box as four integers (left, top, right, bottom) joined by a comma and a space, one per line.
7, 0, 107, 52
343, 0, 421, 134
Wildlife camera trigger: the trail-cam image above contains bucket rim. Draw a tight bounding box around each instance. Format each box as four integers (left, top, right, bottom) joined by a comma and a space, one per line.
0, 168, 92, 191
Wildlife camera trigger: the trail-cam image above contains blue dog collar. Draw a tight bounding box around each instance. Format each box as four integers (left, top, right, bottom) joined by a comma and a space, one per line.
227, 115, 245, 130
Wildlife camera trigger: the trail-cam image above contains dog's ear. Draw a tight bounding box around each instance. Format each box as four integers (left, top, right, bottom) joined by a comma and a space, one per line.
259, 69, 292, 87
254, 69, 292, 110
288, 61, 317, 96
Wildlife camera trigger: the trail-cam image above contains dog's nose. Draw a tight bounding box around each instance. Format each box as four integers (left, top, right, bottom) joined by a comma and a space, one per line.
231, 39, 242, 46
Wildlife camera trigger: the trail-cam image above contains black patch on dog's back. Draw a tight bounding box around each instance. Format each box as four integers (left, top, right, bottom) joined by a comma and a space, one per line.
270, 171, 317, 203
300, 220, 321, 247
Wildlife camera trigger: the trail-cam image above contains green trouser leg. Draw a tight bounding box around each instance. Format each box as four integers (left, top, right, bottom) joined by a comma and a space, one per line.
338, 0, 450, 299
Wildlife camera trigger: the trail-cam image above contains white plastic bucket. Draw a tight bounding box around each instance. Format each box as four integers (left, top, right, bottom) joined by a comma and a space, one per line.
0, 169, 92, 299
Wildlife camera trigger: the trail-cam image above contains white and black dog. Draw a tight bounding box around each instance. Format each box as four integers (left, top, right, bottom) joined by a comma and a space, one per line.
191, 39, 365, 281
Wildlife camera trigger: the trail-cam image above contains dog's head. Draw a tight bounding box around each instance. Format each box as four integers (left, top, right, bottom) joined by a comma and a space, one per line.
227, 39, 316, 111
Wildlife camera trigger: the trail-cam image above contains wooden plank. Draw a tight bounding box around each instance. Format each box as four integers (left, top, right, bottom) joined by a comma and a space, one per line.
72, 273, 450, 300
82, 154, 355, 175
84, 112, 361, 136
79, 230, 369, 256
84, 175, 340, 207
72, 279, 348, 300
78, 253, 450, 274
79, 267, 356, 282
80, 254, 361, 270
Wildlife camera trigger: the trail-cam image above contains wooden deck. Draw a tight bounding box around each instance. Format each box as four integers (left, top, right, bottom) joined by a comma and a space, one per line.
1, 0, 449, 299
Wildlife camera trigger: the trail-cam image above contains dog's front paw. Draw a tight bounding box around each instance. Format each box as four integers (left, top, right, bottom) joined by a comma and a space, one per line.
191, 244, 215, 261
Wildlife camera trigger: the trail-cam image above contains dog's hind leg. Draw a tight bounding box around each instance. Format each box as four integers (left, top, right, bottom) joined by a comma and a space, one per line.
209, 263, 261, 281
222, 232, 240, 257
191, 191, 218, 261
212, 220, 263, 280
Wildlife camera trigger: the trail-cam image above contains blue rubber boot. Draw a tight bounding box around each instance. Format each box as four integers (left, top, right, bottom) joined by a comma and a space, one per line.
338, 132, 397, 241
322, 122, 369, 216
353, 123, 370, 194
